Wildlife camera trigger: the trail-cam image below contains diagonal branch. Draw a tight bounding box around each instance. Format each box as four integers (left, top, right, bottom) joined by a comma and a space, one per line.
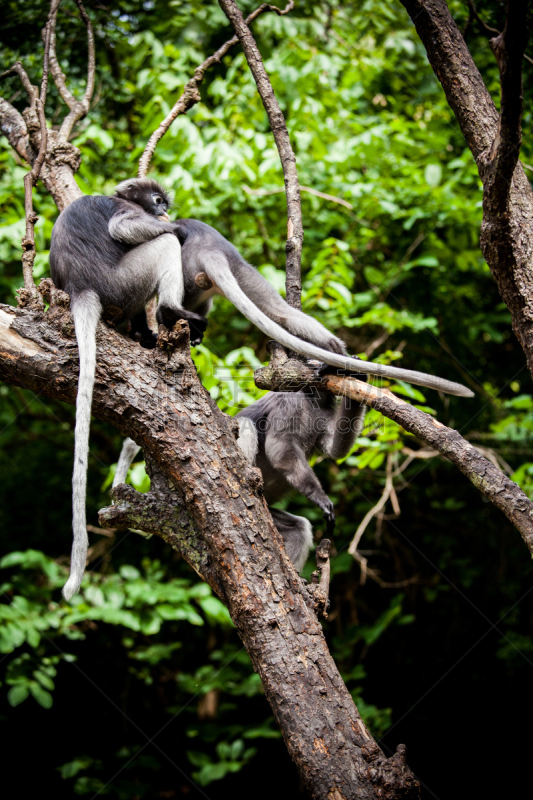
465, 0, 499, 35
255, 353, 533, 556
218, 0, 303, 309
0, 98, 30, 162
243, 183, 355, 210
138, 2, 294, 179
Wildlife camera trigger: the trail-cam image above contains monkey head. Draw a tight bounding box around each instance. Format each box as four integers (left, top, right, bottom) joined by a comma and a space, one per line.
115, 178, 172, 219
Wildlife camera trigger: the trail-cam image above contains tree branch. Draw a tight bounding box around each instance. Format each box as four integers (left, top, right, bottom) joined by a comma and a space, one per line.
218, 0, 303, 308
465, 0, 499, 35
138, 2, 295, 179
0, 294, 420, 800
0, 2, 85, 211
0, 98, 30, 162
254, 352, 533, 556
399, 0, 533, 384
243, 183, 355, 210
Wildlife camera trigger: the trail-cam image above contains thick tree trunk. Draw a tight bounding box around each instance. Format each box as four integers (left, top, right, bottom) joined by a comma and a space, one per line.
0, 293, 420, 800
399, 0, 533, 378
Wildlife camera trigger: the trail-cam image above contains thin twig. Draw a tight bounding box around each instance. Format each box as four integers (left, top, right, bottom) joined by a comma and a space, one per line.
465, 0, 499, 34
219, 0, 303, 309
364, 329, 390, 359
0, 62, 36, 101
243, 183, 354, 210
138, 2, 294, 178
348, 453, 397, 556
351, 551, 418, 589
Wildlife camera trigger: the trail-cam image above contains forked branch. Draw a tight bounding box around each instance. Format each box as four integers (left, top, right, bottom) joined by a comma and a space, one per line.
0, 0, 61, 292
50, 0, 95, 141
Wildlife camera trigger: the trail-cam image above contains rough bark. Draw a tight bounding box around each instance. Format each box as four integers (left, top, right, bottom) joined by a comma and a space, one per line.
0, 292, 420, 800
399, 0, 533, 380
255, 351, 533, 556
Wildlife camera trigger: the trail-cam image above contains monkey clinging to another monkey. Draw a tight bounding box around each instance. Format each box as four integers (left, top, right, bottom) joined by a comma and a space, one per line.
50, 178, 473, 599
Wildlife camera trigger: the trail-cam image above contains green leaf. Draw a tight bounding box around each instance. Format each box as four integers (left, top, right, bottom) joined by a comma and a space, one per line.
29, 683, 53, 708
7, 684, 29, 706
424, 163, 442, 187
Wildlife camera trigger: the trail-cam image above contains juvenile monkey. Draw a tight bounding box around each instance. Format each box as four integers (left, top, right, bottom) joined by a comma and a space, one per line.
235, 371, 367, 571
114, 369, 366, 573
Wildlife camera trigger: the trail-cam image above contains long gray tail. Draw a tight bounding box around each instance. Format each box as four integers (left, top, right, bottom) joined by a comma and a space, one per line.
206, 256, 474, 398
63, 293, 102, 601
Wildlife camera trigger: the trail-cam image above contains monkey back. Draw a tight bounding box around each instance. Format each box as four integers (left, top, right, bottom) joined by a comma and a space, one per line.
50, 195, 132, 296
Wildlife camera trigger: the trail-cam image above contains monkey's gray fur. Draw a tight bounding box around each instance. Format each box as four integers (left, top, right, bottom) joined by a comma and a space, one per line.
51, 178, 472, 599
235, 374, 367, 571
50, 179, 206, 600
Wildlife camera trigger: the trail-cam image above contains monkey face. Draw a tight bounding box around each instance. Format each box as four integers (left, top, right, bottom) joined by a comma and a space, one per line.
115, 178, 172, 218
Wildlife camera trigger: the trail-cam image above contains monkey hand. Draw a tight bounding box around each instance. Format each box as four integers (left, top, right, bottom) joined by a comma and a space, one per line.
187, 314, 208, 346
156, 305, 208, 346
138, 330, 159, 349
321, 499, 335, 537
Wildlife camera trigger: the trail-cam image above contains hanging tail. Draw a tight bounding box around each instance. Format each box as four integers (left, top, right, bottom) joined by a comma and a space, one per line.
205, 254, 474, 398
63, 293, 102, 601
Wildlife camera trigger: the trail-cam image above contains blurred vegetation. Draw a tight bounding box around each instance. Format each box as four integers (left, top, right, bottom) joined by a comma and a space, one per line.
0, 1, 532, 798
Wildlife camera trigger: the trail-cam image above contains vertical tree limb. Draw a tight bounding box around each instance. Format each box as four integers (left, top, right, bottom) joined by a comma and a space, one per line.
219, 0, 303, 308
399, 0, 533, 383
486, 1, 529, 214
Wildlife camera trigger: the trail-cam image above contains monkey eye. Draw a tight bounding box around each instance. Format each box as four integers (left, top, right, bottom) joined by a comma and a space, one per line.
154, 195, 163, 204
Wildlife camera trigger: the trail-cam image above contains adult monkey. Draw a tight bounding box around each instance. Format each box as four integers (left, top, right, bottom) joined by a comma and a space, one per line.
51, 178, 472, 599
50, 178, 207, 600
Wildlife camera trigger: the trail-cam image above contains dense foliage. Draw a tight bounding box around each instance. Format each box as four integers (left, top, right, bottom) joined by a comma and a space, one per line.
0, 1, 532, 797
